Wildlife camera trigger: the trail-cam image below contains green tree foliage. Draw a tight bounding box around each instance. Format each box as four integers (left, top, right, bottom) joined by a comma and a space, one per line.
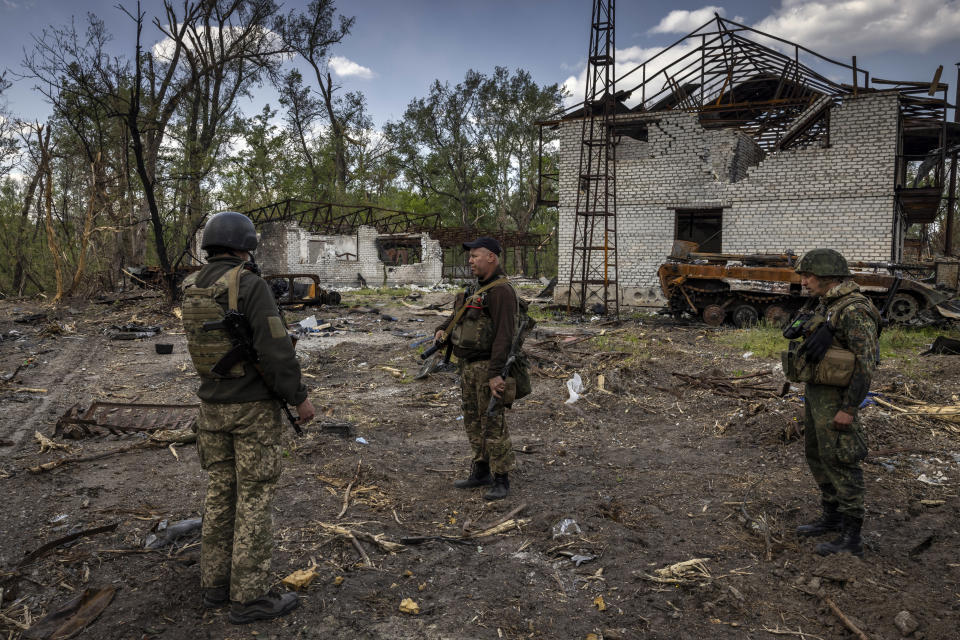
384, 67, 564, 234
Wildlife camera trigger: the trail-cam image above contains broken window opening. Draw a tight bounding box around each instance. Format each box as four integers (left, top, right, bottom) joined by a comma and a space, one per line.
376, 237, 422, 266
675, 208, 722, 253
309, 234, 358, 262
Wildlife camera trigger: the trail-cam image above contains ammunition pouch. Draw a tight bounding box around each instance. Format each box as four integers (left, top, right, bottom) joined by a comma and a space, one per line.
451, 305, 494, 353
782, 341, 855, 387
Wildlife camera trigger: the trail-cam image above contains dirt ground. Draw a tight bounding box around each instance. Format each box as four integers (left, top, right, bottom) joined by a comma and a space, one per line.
1, 288, 959, 640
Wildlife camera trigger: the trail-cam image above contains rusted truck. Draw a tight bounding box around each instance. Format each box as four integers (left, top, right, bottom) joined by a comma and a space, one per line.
658, 241, 950, 327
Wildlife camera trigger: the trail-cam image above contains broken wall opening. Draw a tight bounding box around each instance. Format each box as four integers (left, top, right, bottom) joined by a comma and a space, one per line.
675, 209, 722, 253
376, 237, 423, 265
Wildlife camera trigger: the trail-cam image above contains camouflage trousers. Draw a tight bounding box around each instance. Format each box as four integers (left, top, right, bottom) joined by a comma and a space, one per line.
804, 384, 867, 519
460, 359, 515, 475
196, 400, 283, 603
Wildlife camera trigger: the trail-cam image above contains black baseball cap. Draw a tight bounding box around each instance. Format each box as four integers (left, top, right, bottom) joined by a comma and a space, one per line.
462, 236, 502, 255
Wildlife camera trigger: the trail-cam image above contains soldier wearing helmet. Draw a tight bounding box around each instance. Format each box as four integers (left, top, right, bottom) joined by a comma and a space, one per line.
181, 211, 315, 623
783, 248, 879, 558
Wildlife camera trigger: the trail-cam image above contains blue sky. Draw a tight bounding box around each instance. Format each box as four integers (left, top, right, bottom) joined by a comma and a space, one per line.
1, 0, 959, 126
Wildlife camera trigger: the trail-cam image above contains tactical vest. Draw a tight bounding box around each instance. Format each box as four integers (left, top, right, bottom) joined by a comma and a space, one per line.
450, 277, 513, 353
783, 291, 880, 386
181, 264, 248, 379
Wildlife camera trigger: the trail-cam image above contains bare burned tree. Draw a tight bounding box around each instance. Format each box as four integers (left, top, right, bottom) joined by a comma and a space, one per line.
23, 0, 286, 300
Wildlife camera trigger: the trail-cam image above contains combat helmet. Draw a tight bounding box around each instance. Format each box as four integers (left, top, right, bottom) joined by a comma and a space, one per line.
795, 248, 850, 277
200, 211, 258, 252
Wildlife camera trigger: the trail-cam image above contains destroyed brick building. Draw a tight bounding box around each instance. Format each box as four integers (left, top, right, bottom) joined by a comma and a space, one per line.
218, 200, 550, 288
546, 15, 959, 307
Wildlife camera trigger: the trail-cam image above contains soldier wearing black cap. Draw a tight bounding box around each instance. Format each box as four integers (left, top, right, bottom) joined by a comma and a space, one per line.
434, 237, 517, 500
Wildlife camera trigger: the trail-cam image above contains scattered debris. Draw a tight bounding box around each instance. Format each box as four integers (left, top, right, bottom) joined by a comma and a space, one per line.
107, 323, 161, 340
672, 370, 788, 399
551, 518, 581, 539
535, 276, 557, 299
644, 558, 711, 584
316, 420, 354, 437
398, 598, 419, 615
822, 596, 870, 640
55, 402, 198, 438
17, 523, 119, 568
34, 432, 73, 455
21, 586, 115, 640
921, 335, 960, 355
282, 565, 319, 591
894, 610, 920, 636
565, 374, 584, 404
144, 517, 202, 549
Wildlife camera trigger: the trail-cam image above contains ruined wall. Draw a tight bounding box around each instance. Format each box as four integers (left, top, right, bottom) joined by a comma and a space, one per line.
257, 223, 443, 287
556, 92, 901, 305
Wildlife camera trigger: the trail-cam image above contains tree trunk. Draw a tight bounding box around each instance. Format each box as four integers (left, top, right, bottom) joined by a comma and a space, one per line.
40, 128, 66, 303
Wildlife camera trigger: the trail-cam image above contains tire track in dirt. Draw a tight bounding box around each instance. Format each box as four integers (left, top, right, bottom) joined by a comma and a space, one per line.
0, 334, 105, 456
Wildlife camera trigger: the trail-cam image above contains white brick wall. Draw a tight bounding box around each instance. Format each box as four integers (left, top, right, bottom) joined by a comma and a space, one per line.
258, 223, 443, 287
556, 92, 901, 303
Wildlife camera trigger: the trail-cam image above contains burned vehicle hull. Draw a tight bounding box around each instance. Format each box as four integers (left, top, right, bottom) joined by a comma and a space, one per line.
658, 242, 947, 327
264, 274, 341, 307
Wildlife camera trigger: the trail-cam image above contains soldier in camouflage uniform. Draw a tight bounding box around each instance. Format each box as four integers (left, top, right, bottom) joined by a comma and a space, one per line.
435, 237, 517, 501
181, 211, 315, 623
788, 248, 879, 558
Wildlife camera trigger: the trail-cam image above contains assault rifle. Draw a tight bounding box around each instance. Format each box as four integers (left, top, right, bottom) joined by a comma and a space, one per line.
203, 310, 303, 436
485, 315, 530, 417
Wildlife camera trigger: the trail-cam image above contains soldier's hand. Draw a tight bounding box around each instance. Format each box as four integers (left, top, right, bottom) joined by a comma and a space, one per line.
434, 330, 445, 345
488, 375, 506, 399
832, 410, 854, 431
296, 398, 316, 425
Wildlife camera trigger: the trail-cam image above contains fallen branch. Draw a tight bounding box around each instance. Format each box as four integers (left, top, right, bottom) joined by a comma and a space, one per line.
337, 459, 362, 520
349, 534, 372, 567
463, 503, 527, 536
464, 518, 529, 539
17, 523, 119, 568
28, 441, 151, 473
823, 596, 870, 640
315, 523, 404, 553
761, 626, 824, 639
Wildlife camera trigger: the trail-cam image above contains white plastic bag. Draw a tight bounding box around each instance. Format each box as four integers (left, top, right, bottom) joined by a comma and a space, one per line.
565, 373, 584, 404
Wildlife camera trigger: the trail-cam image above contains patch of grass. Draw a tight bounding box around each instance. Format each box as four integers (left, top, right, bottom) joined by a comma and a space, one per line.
347, 286, 413, 298
714, 323, 960, 362
526, 304, 554, 323
712, 323, 784, 359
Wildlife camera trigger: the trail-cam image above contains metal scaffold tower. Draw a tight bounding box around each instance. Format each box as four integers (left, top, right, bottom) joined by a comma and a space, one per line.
567, 0, 619, 316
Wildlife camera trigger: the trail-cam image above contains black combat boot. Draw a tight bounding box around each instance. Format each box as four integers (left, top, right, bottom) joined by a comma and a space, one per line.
815, 515, 863, 558
483, 473, 509, 501
228, 590, 300, 624
454, 461, 493, 489
795, 500, 842, 537
201, 585, 230, 609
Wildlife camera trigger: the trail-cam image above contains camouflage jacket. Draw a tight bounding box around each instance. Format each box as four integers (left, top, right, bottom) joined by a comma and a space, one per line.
812, 280, 879, 416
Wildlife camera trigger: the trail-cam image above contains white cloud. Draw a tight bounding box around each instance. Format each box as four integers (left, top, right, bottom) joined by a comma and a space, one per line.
562, 1, 960, 111
754, 0, 960, 55
329, 56, 374, 79
650, 6, 725, 34
152, 25, 286, 62
561, 43, 699, 109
